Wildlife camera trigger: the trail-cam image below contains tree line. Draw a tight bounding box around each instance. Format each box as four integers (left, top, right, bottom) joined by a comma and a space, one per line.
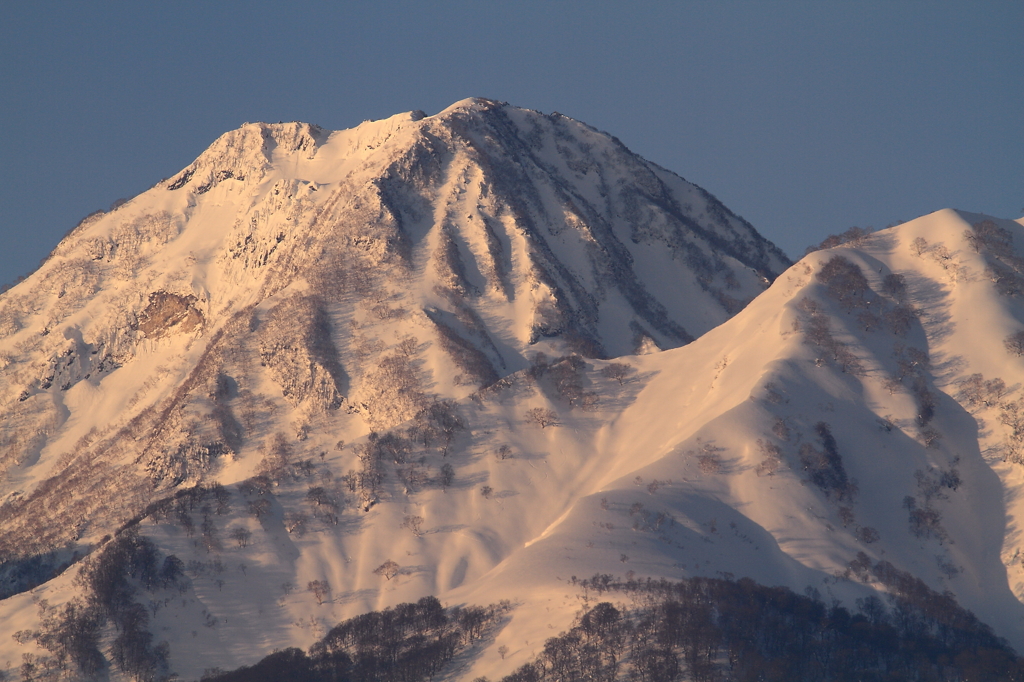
199, 596, 510, 682
496, 573, 1023, 682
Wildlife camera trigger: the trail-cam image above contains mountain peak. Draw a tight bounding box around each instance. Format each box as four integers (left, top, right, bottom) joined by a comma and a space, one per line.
0, 100, 810, 680
432, 96, 505, 117
0, 95, 789, 531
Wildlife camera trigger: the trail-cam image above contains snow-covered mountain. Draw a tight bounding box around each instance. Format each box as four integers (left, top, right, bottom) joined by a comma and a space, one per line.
2, 99, 1024, 680
0, 98, 786, 581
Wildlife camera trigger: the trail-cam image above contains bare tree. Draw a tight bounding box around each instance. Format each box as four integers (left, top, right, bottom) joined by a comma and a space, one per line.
373, 559, 400, 581
398, 463, 429, 493
1000, 400, 1024, 464
209, 482, 231, 515
920, 427, 942, 449
402, 515, 424, 537
805, 226, 872, 253
200, 515, 221, 553
957, 373, 1007, 409
307, 580, 331, 605
856, 526, 880, 544
285, 512, 308, 536
964, 228, 983, 253
306, 486, 338, 513
883, 376, 904, 396
696, 441, 725, 475
480, 485, 493, 499
526, 407, 560, 428
230, 524, 251, 548
246, 498, 271, 519
763, 382, 785, 404
496, 445, 513, 461
1005, 331, 1024, 357
421, 400, 465, 456
771, 417, 791, 442
397, 335, 418, 357
600, 362, 634, 385
698, 454, 722, 474
439, 463, 454, 491
833, 344, 864, 375
755, 439, 781, 477
881, 272, 908, 301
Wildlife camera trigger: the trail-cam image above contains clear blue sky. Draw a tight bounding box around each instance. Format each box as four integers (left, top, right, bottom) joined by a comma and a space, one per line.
1, 1, 1021, 286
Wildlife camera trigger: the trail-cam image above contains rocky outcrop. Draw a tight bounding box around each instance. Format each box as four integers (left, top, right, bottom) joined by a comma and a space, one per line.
138, 291, 204, 339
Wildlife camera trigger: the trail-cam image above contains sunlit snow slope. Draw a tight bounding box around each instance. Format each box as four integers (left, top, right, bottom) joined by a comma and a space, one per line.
0, 99, 792, 679
396, 209, 1024, 679
7, 99, 1024, 682
0, 98, 786, 562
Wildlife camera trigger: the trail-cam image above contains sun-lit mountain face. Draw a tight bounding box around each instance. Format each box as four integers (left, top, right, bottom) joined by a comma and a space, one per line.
0, 98, 786, 571
3, 100, 1024, 681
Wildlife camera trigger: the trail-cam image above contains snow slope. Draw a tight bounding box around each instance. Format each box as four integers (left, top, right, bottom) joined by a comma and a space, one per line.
4, 100, 1024, 681
0, 99, 792, 679
0, 98, 787, 574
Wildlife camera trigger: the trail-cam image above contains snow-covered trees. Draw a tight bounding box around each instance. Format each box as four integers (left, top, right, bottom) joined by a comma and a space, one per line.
353, 352, 427, 430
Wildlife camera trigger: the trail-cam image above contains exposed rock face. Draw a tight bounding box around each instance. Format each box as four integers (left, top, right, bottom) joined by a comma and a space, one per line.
138, 291, 204, 338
